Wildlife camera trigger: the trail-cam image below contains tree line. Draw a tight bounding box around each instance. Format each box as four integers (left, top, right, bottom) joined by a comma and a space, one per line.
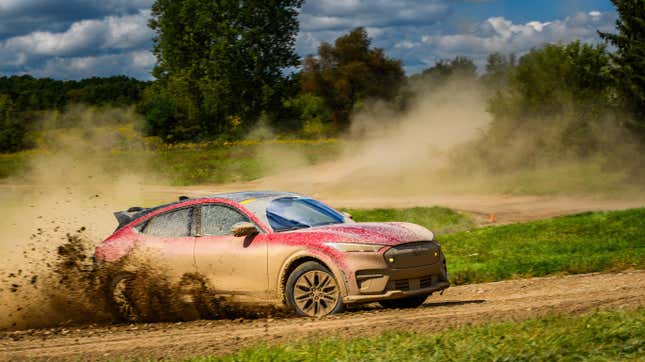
1, 0, 643, 160
0, 76, 149, 152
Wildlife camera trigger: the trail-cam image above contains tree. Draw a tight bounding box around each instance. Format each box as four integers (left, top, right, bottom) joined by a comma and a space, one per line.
411, 56, 477, 84
477, 42, 614, 168
599, 0, 645, 138
489, 42, 611, 122
149, 0, 304, 140
481, 52, 516, 91
0, 94, 32, 153
299, 27, 405, 128
0, 75, 147, 112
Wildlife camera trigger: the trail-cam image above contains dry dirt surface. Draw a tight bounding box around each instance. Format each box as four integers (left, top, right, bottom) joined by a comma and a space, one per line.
3, 182, 645, 226
1, 270, 643, 361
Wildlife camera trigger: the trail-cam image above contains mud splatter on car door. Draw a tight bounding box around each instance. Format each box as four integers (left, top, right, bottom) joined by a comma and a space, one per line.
193, 203, 269, 302
135, 207, 198, 280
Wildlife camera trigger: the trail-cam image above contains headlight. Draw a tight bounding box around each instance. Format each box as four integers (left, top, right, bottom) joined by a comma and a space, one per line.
324, 242, 385, 252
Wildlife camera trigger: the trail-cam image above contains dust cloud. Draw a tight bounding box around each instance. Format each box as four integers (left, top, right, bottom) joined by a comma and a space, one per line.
251, 77, 645, 199
249, 79, 492, 198
0, 107, 156, 329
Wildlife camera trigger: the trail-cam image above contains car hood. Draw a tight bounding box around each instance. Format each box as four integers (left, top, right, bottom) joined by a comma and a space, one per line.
295, 222, 434, 246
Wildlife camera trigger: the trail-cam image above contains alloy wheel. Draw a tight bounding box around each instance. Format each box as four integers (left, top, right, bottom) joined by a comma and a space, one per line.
293, 270, 340, 317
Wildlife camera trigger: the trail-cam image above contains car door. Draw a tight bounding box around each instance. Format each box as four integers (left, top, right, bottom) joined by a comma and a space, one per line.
193, 203, 269, 300
135, 206, 197, 280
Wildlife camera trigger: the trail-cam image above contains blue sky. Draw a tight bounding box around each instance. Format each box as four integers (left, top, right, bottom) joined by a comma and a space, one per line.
0, 0, 618, 80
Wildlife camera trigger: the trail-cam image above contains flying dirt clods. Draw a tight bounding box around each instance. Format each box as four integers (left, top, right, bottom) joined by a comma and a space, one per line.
1, 227, 294, 331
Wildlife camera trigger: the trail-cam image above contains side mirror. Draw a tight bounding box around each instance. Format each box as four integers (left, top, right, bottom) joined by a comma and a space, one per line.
342, 211, 353, 220
231, 222, 259, 237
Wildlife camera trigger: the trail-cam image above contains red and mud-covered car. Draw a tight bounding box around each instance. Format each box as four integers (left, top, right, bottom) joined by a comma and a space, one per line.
96, 191, 449, 318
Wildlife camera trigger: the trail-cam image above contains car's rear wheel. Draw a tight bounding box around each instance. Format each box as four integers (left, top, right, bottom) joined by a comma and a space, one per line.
108, 272, 141, 322
379, 294, 429, 309
286, 261, 344, 317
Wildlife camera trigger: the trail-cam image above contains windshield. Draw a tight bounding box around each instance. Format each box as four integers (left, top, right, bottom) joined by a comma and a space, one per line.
266, 197, 345, 232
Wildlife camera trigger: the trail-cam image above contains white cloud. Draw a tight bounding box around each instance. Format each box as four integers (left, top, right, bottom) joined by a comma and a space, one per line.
0, 9, 154, 78
395, 40, 419, 49
300, 0, 451, 31
0, 10, 152, 57
0, 0, 152, 15
414, 11, 616, 72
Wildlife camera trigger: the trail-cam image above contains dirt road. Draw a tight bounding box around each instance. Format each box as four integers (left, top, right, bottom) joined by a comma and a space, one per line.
1, 270, 642, 361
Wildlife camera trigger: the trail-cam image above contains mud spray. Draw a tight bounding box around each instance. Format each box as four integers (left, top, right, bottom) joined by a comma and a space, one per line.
0, 107, 277, 331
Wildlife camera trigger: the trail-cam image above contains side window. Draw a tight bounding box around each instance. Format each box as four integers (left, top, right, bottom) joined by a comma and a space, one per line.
143, 208, 192, 237
201, 204, 250, 236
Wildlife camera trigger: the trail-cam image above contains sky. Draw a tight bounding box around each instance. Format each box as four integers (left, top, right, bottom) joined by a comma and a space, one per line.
0, 0, 619, 80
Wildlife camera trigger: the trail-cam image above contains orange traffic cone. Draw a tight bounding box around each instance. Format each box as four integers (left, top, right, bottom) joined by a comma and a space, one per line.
489, 213, 496, 223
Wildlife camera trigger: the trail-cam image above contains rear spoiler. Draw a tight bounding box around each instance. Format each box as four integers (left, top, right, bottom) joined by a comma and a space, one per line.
113, 197, 189, 231
114, 206, 146, 230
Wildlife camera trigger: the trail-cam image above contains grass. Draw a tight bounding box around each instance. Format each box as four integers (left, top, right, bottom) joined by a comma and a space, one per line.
147, 140, 341, 185
0, 150, 34, 179
0, 139, 342, 185
349, 207, 645, 285
343, 207, 475, 235
441, 208, 645, 285
190, 309, 645, 361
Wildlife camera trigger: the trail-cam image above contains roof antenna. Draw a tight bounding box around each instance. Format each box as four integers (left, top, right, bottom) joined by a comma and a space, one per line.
179, 195, 190, 201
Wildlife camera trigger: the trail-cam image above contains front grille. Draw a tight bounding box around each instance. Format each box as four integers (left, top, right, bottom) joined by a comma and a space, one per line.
388, 275, 436, 292
394, 279, 410, 291
419, 275, 432, 289
384, 241, 441, 268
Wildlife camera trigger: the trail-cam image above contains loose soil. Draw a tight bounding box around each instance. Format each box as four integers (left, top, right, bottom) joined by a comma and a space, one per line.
1, 270, 642, 361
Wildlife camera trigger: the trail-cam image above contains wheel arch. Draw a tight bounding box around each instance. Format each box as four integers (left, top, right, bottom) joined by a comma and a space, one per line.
278, 253, 348, 304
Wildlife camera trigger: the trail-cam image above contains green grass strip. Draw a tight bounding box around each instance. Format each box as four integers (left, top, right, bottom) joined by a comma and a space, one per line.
190, 309, 645, 362
441, 208, 645, 284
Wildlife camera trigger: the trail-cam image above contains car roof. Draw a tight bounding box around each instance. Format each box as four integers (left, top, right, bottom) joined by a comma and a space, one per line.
208, 190, 302, 202
116, 190, 303, 231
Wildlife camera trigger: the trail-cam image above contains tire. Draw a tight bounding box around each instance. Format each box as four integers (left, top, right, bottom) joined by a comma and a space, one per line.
286, 261, 344, 317
379, 294, 429, 309
107, 272, 141, 322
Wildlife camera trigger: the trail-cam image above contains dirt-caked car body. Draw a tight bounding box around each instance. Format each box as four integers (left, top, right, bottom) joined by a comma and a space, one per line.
96, 191, 450, 318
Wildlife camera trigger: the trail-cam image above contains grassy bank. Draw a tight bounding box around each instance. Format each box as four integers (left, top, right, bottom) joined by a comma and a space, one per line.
0, 139, 342, 185
349, 207, 645, 285
192, 309, 644, 361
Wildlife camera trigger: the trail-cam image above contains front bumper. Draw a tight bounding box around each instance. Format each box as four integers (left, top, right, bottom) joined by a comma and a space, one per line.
339, 242, 450, 304
343, 281, 450, 303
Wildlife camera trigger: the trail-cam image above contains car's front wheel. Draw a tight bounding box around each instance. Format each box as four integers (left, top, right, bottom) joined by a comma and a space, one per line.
379, 294, 429, 309
286, 261, 344, 317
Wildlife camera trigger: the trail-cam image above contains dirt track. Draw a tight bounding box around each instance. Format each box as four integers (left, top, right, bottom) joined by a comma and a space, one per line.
1, 270, 642, 361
